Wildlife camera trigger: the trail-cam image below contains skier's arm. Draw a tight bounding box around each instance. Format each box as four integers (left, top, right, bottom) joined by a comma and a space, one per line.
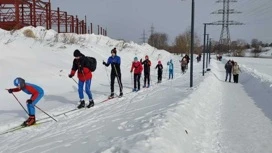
130, 63, 134, 72
10, 87, 21, 92
155, 65, 158, 69
148, 60, 151, 66
70, 59, 78, 76
25, 86, 39, 101
103, 57, 111, 67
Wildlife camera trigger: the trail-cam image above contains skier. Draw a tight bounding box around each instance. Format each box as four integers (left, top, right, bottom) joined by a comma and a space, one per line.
140, 55, 151, 88
131, 57, 143, 91
167, 59, 174, 79
155, 61, 163, 83
69, 49, 94, 109
224, 60, 233, 82
7, 77, 44, 126
103, 48, 123, 98
180, 58, 187, 74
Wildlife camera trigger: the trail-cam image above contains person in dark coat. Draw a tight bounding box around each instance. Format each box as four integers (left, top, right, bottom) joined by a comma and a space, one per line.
155, 61, 163, 83
140, 55, 151, 88
225, 60, 233, 82
69, 49, 94, 109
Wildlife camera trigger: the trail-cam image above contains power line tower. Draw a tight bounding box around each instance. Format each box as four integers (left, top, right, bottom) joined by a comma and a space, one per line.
150, 24, 155, 36
140, 30, 147, 44
211, 0, 243, 53
149, 24, 155, 46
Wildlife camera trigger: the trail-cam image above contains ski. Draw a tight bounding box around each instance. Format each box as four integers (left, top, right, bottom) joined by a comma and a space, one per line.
0, 121, 48, 135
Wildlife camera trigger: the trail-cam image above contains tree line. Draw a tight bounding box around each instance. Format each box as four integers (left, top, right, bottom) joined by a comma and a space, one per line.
148, 29, 272, 57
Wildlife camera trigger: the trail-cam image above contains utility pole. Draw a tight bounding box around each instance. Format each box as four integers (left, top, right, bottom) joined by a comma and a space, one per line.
206, 34, 209, 69
190, 0, 195, 87
211, 0, 243, 53
202, 24, 206, 76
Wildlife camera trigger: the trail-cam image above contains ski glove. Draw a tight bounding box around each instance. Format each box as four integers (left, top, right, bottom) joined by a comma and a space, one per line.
68, 74, 73, 78
8, 89, 13, 93
26, 99, 33, 104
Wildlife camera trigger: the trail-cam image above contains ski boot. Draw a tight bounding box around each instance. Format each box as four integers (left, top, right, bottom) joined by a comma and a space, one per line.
87, 100, 94, 108
119, 92, 123, 97
108, 92, 114, 99
77, 100, 85, 109
143, 84, 146, 88
22, 115, 36, 127
147, 84, 150, 88
132, 88, 137, 92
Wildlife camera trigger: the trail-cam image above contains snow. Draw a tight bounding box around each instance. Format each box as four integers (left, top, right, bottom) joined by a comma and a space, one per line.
244, 47, 272, 57
1, 27, 272, 153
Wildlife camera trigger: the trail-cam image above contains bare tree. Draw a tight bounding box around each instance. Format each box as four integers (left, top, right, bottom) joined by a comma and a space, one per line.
251, 38, 262, 57
173, 28, 201, 54
230, 39, 247, 57
148, 33, 168, 49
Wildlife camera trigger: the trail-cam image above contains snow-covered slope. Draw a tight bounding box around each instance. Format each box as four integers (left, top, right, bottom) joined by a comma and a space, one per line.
1, 27, 272, 153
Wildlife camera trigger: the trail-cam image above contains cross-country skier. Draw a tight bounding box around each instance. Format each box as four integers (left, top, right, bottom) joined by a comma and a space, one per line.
103, 48, 123, 98
155, 61, 163, 83
167, 59, 174, 79
140, 55, 151, 88
69, 49, 94, 109
7, 77, 44, 126
131, 57, 143, 91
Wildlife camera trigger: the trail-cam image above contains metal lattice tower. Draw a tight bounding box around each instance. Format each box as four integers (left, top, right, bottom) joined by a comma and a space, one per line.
140, 29, 147, 44
212, 0, 243, 52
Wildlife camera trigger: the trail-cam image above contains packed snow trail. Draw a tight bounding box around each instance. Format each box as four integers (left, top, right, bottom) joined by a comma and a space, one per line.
208, 60, 272, 153
0, 63, 204, 153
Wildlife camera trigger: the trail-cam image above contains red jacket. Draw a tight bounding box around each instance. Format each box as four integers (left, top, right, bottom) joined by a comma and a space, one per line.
131, 61, 143, 74
70, 57, 92, 81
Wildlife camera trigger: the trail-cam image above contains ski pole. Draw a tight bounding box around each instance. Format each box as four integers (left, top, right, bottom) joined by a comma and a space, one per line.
131, 73, 133, 87
35, 105, 57, 122
71, 77, 86, 93
113, 64, 123, 92
10, 92, 29, 116
71, 77, 78, 84
104, 66, 111, 85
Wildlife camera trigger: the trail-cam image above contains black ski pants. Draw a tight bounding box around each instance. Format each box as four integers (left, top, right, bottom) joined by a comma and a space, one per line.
111, 73, 123, 93
134, 73, 141, 90
233, 74, 239, 83
144, 72, 150, 86
158, 71, 162, 82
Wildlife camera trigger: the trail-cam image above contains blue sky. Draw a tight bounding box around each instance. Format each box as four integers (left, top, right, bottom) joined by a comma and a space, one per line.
51, 0, 272, 44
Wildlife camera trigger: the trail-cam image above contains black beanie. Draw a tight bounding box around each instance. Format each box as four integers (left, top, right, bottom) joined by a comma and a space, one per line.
111, 48, 117, 54
74, 49, 81, 57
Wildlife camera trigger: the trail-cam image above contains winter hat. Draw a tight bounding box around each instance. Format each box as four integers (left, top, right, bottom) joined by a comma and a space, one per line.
145, 55, 149, 59
111, 48, 117, 54
13, 77, 26, 89
158, 61, 161, 64
134, 57, 138, 61
73, 49, 82, 57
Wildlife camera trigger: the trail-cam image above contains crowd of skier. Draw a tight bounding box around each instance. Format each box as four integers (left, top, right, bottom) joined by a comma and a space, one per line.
6, 48, 191, 127
5, 46, 244, 127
